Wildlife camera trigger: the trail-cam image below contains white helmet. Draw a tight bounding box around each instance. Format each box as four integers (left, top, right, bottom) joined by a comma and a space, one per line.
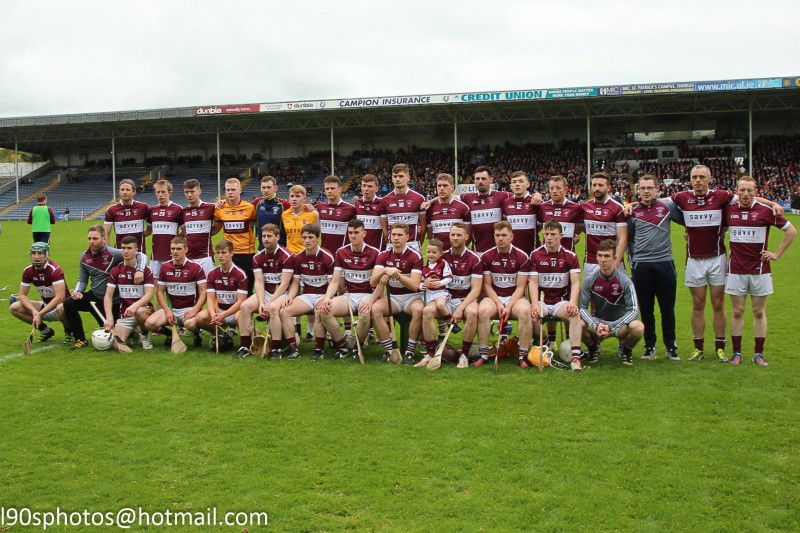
558, 339, 573, 362
91, 329, 114, 351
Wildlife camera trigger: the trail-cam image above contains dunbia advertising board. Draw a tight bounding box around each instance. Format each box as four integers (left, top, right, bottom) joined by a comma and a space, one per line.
193, 76, 800, 116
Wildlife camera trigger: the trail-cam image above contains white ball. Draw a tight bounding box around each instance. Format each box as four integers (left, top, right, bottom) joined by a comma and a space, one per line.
91, 328, 114, 350
559, 339, 573, 362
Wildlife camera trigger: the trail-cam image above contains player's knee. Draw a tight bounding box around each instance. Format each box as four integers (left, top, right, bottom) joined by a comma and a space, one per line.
631, 321, 645, 337
752, 308, 766, 320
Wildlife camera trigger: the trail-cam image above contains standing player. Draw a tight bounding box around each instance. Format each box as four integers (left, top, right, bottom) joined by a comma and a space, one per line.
144, 236, 207, 348
461, 166, 513, 255
238, 224, 294, 359
580, 173, 627, 278
474, 221, 533, 368
105, 178, 151, 253
253, 176, 289, 249
181, 179, 220, 275
538, 175, 583, 252
313, 219, 381, 360
149, 179, 183, 280
355, 174, 384, 249
502, 171, 539, 256
102, 236, 155, 351
380, 164, 427, 253
27, 195, 55, 243
192, 240, 249, 357
627, 175, 682, 361
281, 185, 318, 254
215, 177, 257, 291
370, 223, 425, 364
317, 175, 357, 254
277, 225, 335, 360
426, 173, 470, 250
724, 176, 796, 366
579, 240, 644, 366
10, 242, 69, 343
528, 221, 583, 371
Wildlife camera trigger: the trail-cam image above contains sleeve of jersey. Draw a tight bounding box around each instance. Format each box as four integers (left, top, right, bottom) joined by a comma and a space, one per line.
569, 254, 581, 273
237, 271, 249, 293
252, 254, 262, 272
325, 255, 335, 277
282, 254, 294, 274
195, 267, 207, 284
519, 256, 531, 276
412, 254, 424, 273
107, 269, 118, 288
615, 206, 626, 224
52, 267, 66, 283
440, 262, 453, 286
609, 280, 639, 335
248, 203, 257, 221
777, 215, 791, 229
375, 252, 387, 268
470, 257, 482, 277
144, 269, 155, 286
104, 208, 113, 222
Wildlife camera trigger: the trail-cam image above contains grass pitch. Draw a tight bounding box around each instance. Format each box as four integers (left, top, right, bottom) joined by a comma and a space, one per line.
0, 220, 799, 531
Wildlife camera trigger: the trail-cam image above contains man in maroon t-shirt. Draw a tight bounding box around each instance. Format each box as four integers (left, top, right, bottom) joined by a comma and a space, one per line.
474, 221, 533, 368
426, 173, 470, 250
724, 176, 796, 366
149, 179, 183, 280
502, 171, 539, 256
317, 175, 357, 254
355, 174, 385, 249
181, 179, 221, 275
105, 178, 151, 253
538, 175, 583, 252
380, 163, 427, 253
579, 173, 627, 278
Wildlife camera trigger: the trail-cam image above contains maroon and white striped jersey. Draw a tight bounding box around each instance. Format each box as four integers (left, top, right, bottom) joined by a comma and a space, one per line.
725, 200, 791, 275
206, 264, 249, 310
107, 263, 155, 315
426, 197, 470, 250
355, 196, 384, 249
375, 246, 424, 296
422, 259, 452, 289
461, 190, 513, 254
290, 247, 335, 295
252, 245, 293, 295
317, 200, 357, 254
21, 260, 67, 304
670, 189, 735, 259
538, 199, 583, 251
158, 259, 206, 309
580, 198, 626, 264
380, 189, 427, 244
149, 202, 183, 261
529, 245, 581, 305
105, 200, 151, 253
502, 194, 539, 255
181, 202, 217, 260
334, 243, 381, 294
441, 247, 482, 299
480, 245, 530, 298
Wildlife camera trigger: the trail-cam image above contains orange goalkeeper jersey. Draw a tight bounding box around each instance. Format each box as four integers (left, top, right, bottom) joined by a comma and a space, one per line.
214, 200, 257, 254
281, 209, 318, 254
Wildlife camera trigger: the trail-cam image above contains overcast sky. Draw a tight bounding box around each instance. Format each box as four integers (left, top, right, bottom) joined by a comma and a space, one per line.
1, 0, 798, 118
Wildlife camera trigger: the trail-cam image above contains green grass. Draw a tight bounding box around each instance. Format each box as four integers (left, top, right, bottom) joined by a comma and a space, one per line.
1, 220, 799, 532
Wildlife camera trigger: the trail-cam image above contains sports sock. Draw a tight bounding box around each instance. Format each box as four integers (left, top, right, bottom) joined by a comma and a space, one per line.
405, 339, 418, 355
286, 337, 297, 350
622, 341, 633, 356
438, 323, 447, 335
425, 340, 437, 357
479, 345, 489, 360
241, 335, 252, 349
271, 339, 282, 351
380, 339, 393, 353
461, 341, 473, 357
343, 317, 352, 335
547, 332, 556, 344
38, 323, 50, 332
518, 347, 527, 360
754, 337, 765, 354
693, 337, 704, 351
334, 337, 348, 350
714, 337, 726, 351
572, 346, 581, 359
315, 337, 326, 351
732, 335, 742, 353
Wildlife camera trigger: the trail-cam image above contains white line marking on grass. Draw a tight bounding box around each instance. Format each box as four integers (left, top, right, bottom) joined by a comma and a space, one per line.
0, 344, 58, 362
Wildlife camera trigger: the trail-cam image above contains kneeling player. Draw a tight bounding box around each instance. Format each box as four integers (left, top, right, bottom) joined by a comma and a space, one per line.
103, 236, 155, 351
190, 240, 249, 356
579, 240, 644, 365
475, 221, 533, 368
529, 220, 583, 371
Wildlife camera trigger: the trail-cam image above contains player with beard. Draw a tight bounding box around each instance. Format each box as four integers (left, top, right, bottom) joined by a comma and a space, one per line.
538, 175, 583, 252
148, 179, 183, 280
426, 173, 470, 250
502, 171, 540, 256
105, 178, 151, 253
580, 173, 628, 279
355, 174, 385, 249
181, 179, 221, 275
380, 164, 427, 253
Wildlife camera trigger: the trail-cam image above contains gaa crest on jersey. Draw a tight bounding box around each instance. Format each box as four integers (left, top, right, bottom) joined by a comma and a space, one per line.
398, 200, 405, 208
743, 212, 749, 220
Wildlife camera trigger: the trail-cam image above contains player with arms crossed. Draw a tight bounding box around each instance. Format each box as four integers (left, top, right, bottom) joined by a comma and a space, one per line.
529, 220, 584, 371
474, 221, 533, 368
148, 179, 183, 280
105, 178, 151, 253
380, 164, 427, 253
579, 240, 644, 366
103, 236, 155, 351
425, 173, 470, 251
724, 176, 796, 366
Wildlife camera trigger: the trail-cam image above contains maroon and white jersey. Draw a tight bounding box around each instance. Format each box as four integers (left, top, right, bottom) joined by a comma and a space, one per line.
580, 198, 626, 264
158, 259, 207, 309
335, 243, 381, 294
380, 189, 427, 244
725, 200, 791, 275
355, 196, 384, 249
181, 201, 217, 260
290, 247, 335, 295
422, 259, 452, 287
442, 248, 482, 299
375, 246, 424, 295
480, 245, 531, 298
529, 245, 581, 305
502, 194, 539, 255
318, 200, 357, 254
21, 260, 66, 304
206, 264, 249, 311
105, 200, 150, 253
107, 263, 155, 315
670, 189, 735, 259
252, 245, 293, 295
149, 201, 183, 261
426, 198, 470, 250
461, 190, 513, 254
538, 199, 583, 251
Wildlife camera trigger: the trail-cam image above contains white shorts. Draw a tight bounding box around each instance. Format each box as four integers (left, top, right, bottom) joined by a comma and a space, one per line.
172, 307, 192, 326
725, 273, 773, 297
219, 313, 237, 326
425, 289, 450, 303
540, 301, 567, 318
390, 292, 423, 314
34, 301, 59, 322
262, 290, 287, 306
193, 256, 215, 276
346, 292, 371, 313
685, 255, 727, 287
149, 260, 165, 280
297, 293, 324, 311
497, 295, 512, 307
445, 297, 464, 317
116, 316, 137, 330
